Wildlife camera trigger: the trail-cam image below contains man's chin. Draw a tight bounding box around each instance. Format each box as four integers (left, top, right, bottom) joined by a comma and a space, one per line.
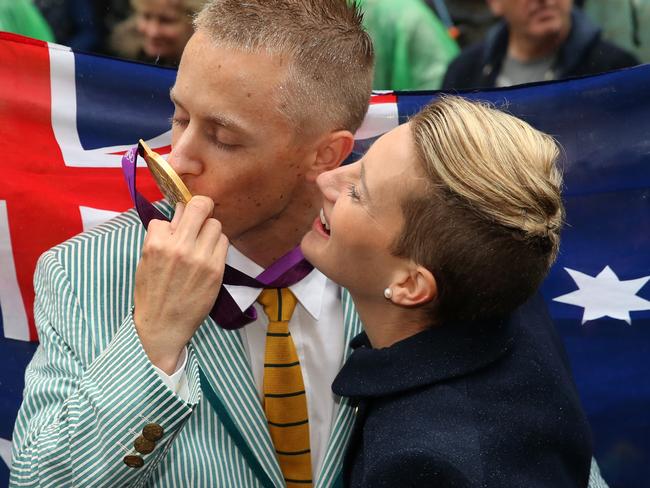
530, 20, 567, 42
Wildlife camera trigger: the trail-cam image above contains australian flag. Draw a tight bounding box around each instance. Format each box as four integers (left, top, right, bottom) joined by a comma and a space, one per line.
0, 33, 648, 487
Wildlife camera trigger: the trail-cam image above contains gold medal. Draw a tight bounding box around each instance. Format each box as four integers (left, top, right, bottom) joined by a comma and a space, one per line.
138, 139, 192, 207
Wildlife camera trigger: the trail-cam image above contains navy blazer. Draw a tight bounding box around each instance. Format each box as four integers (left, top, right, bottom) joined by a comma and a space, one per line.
333, 294, 592, 487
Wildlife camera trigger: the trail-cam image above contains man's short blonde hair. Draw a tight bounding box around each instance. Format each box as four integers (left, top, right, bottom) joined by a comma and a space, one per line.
194, 0, 374, 134
395, 96, 564, 323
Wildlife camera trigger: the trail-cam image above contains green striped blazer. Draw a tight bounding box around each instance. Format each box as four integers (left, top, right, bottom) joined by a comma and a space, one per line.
10, 204, 360, 487
10, 203, 610, 488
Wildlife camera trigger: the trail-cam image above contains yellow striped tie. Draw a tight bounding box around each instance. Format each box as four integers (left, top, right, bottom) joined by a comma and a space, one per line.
258, 288, 312, 487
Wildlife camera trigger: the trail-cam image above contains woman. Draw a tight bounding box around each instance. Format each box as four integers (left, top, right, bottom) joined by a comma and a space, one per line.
110, 0, 207, 67
301, 96, 592, 487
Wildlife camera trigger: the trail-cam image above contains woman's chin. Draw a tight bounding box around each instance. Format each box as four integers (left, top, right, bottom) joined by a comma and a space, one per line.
300, 230, 321, 264
301, 231, 334, 278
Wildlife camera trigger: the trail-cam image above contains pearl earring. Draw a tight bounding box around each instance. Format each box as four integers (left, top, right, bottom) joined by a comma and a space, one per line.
383, 288, 393, 299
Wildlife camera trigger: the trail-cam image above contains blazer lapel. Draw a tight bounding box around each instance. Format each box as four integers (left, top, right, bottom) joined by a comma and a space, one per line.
315, 289, 362, 488
192, 316, 284, 487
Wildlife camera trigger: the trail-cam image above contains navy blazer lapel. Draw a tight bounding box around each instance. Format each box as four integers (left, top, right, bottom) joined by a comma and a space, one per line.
315, 289, 361, 488
192, 316, 284, 487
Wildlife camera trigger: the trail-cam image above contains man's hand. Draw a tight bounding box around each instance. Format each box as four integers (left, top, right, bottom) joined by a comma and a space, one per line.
134, 196, 229, 374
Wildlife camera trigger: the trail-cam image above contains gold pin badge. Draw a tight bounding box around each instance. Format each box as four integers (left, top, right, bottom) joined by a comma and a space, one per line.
138, 139, 192, 207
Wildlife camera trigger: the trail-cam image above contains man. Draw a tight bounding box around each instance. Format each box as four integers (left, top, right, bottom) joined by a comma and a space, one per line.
442, 0, 638, 90
10, 1, 372, 486
10, 1, 612, 487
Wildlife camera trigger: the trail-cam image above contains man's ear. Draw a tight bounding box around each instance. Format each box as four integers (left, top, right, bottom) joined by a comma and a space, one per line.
486, 0, 503, 17
305, 130, 355, 181
390, 265, 437, 307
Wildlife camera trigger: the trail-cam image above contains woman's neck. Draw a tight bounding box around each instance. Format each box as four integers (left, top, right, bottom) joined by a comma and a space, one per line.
350, 292, 430, 349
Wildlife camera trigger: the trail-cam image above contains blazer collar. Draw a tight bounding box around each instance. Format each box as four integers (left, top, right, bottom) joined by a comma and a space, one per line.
332, 314, 517, 399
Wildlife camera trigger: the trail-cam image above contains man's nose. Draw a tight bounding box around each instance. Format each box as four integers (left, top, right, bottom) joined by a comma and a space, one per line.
169, 129, 202, 176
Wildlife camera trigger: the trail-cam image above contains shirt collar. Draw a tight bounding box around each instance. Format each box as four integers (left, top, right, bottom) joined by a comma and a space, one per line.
223, 245, 328, 320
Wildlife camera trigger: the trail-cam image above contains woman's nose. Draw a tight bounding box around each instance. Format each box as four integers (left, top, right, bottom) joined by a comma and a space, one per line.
316, 166, 346, 203
140, 19, 162, 39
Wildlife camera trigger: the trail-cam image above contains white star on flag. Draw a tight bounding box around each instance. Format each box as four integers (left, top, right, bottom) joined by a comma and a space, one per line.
553, 266, 650, 325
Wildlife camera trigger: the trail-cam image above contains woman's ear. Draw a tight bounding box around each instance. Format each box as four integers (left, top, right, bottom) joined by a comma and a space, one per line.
390, 265, 437, 307
305, 130, 355, 181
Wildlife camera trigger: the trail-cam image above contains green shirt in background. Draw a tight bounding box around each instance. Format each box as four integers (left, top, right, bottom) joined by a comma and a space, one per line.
356, 0, 460, 90
584, 0, 650, 64
0, 0, 54, 42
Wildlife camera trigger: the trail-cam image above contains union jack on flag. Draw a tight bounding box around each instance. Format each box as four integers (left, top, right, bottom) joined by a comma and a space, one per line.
0, 33, 649, 487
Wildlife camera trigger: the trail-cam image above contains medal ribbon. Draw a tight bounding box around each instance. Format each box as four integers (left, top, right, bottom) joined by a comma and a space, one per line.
121, 144, 314, 329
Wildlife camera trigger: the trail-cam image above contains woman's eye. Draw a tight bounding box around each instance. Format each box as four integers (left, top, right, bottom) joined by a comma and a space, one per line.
160, 16, 177, 26
347, 184, 361, 201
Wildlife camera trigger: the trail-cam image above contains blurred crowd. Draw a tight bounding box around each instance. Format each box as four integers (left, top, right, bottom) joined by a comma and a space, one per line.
0, 0, 647, 90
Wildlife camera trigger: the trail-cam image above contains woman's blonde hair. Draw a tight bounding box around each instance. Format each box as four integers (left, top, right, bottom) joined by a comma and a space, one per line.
395, 96, 564, 323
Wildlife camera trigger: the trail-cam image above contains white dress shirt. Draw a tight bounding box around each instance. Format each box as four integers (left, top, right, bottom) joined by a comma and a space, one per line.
153, 245, 345, 478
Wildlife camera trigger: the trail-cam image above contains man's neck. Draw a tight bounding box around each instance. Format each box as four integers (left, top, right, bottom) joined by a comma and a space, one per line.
507, 28, 569, 62
231, 193, 319, 269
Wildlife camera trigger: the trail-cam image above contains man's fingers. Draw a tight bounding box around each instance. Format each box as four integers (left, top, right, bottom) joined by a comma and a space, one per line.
170, 202, 185, 232
211, 234, 230, 288
196, 217, 223, 254
215, 234, 229, 260
144, 218, 170, 243
175, 196, 215, 242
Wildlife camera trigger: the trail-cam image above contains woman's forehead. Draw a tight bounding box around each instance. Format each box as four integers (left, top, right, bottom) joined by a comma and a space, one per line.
365, 124, 423, 195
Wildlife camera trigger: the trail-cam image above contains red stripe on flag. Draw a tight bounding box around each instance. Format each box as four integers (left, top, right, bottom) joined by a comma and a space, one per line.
1, 34, 60, 340
0, 37, 162, 341
370, 93, 397, 104
0, 32, 48, 48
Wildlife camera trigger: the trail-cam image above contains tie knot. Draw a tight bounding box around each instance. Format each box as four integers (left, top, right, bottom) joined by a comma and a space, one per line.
257, 288, 297, 323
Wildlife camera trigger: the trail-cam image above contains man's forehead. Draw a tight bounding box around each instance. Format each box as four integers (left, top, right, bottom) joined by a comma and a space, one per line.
169, 86, 255, 134
178, 37, 290, 101
173, 32, 300, 133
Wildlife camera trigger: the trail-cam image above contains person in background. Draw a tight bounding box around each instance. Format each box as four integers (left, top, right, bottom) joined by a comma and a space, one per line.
442, 0, 639, 90
34, 0, 100, 52
358, 0, 459, 90
582, 0, 650, 64
109, 0, 207, 67
0, 0, 54, 42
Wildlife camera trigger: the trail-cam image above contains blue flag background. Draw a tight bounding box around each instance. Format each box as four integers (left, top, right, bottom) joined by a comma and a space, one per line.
0, 39, 648, 487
